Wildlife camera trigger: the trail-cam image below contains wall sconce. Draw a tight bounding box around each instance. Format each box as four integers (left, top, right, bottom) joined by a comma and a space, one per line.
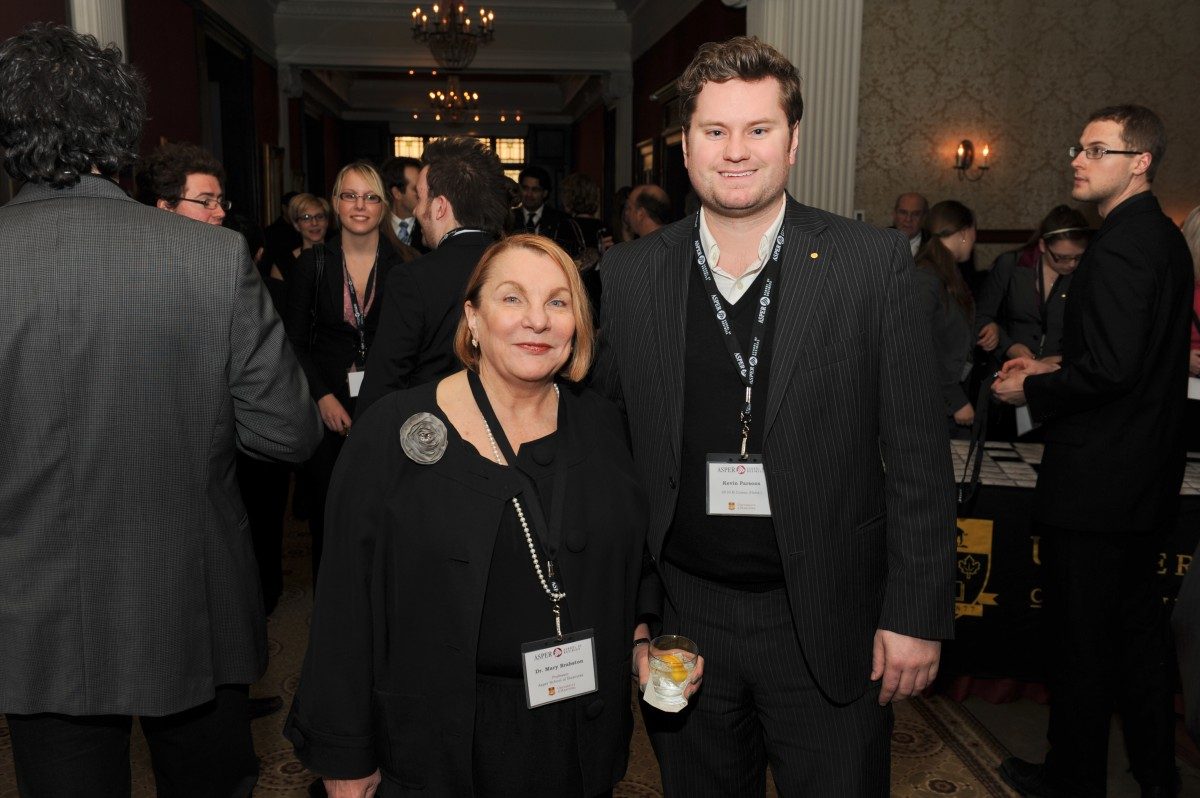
954, 139, 990, 181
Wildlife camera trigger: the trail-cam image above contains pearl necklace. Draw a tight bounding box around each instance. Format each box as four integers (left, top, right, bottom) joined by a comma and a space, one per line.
479, 383, 566, 637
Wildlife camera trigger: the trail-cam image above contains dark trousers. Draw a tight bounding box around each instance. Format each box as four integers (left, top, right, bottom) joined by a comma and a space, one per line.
6, 685, 258, 798
236, 452, 290, 616
304, 425, 348, 590
1037, 521, 1177, 795
645, 562, 892, 797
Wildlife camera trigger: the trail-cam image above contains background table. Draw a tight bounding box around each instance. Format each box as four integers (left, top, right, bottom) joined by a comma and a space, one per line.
944, 441, 1200, 681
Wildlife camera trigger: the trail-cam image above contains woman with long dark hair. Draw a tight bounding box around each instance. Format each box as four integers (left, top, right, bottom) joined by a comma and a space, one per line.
914, 200, 977, 433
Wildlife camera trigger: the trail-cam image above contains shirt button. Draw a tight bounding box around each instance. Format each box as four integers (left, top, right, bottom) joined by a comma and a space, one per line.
734, 280, 743, 292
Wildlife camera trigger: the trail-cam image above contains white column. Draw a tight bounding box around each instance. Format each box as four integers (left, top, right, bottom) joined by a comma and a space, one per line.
746, 0, 863, 217
605, 71, 634, 186
280, 66, 304, 191
69, 0, 126, 57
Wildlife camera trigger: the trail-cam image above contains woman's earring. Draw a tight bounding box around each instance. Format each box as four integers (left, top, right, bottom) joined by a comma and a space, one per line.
471, 337, 478, 348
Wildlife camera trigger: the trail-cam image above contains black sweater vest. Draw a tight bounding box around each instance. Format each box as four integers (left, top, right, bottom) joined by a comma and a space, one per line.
662, 263, 784, 589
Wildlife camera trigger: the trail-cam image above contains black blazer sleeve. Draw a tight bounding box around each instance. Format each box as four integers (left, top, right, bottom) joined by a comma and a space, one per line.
282, 246, 331, 400
356, 263, 424, 415
974, 251, 1017, 358
912, 267, 969, 414
1025, 234, 1158, 421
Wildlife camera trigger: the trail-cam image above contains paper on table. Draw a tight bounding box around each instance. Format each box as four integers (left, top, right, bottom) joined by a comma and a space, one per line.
1188, 377, 1200, 401
1015, 405, 1035, 437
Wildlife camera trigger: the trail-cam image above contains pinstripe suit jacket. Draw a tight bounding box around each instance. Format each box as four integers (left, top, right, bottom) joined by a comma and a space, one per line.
0, 176, 323, 716
594, 196, 956, 704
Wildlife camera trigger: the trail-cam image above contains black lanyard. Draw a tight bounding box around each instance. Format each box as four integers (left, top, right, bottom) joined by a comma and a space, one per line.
467, 370, 570, 593
438, 227, 485, 247
692, 212, 785, 459
343, 255, 377, 366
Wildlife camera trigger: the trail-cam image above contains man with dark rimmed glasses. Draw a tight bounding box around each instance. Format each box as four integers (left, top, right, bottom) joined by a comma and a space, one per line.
994, 105, 1191, 798
137, 141, 231, 226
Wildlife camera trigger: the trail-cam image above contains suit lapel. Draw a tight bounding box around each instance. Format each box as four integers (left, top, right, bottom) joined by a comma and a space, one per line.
763, 198, 831, 438
650, 227, 692, 460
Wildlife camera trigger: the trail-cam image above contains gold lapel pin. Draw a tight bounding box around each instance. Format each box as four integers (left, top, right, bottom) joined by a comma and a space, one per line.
809, 252, 819, 259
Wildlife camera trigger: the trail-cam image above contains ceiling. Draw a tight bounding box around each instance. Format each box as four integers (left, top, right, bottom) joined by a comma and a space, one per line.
209, 0, 707, 128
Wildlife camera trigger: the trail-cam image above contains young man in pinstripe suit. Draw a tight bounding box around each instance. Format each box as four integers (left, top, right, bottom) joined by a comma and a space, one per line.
595, 36, 956, 796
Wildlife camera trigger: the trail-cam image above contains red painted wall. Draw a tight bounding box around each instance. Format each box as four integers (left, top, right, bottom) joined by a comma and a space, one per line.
125, 0, 202, 151
0, 2, 67, 40
252, 56, 279, 150
571, 101, 606, 188
322, 113, 341, 195
288, 99, 304, 174
631, 0, 745, 154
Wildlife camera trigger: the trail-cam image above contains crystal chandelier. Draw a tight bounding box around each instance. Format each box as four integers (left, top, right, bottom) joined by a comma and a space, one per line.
411, 3, 495, 71
428, 76, 480, 112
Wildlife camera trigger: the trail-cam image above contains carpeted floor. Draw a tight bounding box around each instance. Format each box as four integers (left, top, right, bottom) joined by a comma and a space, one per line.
0, 503, 1020, 797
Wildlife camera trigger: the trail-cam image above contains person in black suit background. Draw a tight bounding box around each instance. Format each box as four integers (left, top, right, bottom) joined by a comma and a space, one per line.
284, 161, 402, 586
286, 235, 650, 796
890, 191, 930, 258
263, 190, 302, 281
516, 164, 586, 257
355, 136, 509, 416
380, 155, 430, 255
994, 105, 1191, 798
593, 36, 955, 796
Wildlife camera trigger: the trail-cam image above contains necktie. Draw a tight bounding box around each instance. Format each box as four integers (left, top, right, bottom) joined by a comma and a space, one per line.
525, 212, 537, 233
398, 219, 411, 245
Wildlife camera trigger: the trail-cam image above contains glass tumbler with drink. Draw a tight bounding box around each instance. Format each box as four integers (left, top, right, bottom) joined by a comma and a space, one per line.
647, 635, 699, 710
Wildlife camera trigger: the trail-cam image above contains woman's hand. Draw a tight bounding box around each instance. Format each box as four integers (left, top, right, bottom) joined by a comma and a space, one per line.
976, 322, 999, 352
1005, 343, 1036, 361
323, 770, 381, 798
1189, 348, 1200, 377
318, 394, 352, 435
952, 403, 975, 427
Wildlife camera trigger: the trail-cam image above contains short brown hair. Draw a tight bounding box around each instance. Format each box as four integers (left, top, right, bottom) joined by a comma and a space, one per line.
424, 136, 509, 236
677, 36, 803, 131
287, 192, 331, 225
561, 173, 600, 216
454, 234, 594, 382
1086, 104, 1167, 182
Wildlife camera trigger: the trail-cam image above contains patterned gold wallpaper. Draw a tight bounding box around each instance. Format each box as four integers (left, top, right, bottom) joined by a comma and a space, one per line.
853, 0, 1200, 244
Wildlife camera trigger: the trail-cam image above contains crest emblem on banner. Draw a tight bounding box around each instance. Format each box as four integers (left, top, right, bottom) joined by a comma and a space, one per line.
955, 518, 999, 617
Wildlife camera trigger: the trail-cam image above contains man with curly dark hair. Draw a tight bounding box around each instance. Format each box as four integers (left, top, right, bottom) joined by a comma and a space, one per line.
137, 142, 230, 225
0, 23, 322, 796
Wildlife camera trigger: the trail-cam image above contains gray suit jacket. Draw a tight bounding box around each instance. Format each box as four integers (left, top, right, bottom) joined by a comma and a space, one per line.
0, 176, 323, 716
594, 196, 956, 704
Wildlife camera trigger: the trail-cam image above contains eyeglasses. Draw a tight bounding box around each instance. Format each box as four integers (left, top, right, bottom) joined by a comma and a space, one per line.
178, 196, 231, 211
1068, 146, 1144, 160
1045, 248, 1083, 265
297, 213, 327, 223
337, 191, 383, 204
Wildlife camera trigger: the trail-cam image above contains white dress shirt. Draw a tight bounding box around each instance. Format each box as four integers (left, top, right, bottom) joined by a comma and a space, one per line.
697, 199, 787, 304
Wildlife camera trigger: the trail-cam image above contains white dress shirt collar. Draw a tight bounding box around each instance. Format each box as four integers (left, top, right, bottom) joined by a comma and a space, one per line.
698, 198, 787, 304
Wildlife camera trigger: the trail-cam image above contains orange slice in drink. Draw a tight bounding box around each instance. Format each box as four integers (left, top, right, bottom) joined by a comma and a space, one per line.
659, 653, 689, 683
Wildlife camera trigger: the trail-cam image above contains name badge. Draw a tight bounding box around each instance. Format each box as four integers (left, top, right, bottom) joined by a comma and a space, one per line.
706, 453, 771, 516
347, 369, 365, 398
520, 629, 598, 709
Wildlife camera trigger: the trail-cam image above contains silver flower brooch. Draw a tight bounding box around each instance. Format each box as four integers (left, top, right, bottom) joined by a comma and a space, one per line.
399, 412, 448, 465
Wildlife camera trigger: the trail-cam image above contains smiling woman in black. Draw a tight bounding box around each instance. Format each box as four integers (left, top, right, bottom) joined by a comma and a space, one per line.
285, 235, 650, 797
